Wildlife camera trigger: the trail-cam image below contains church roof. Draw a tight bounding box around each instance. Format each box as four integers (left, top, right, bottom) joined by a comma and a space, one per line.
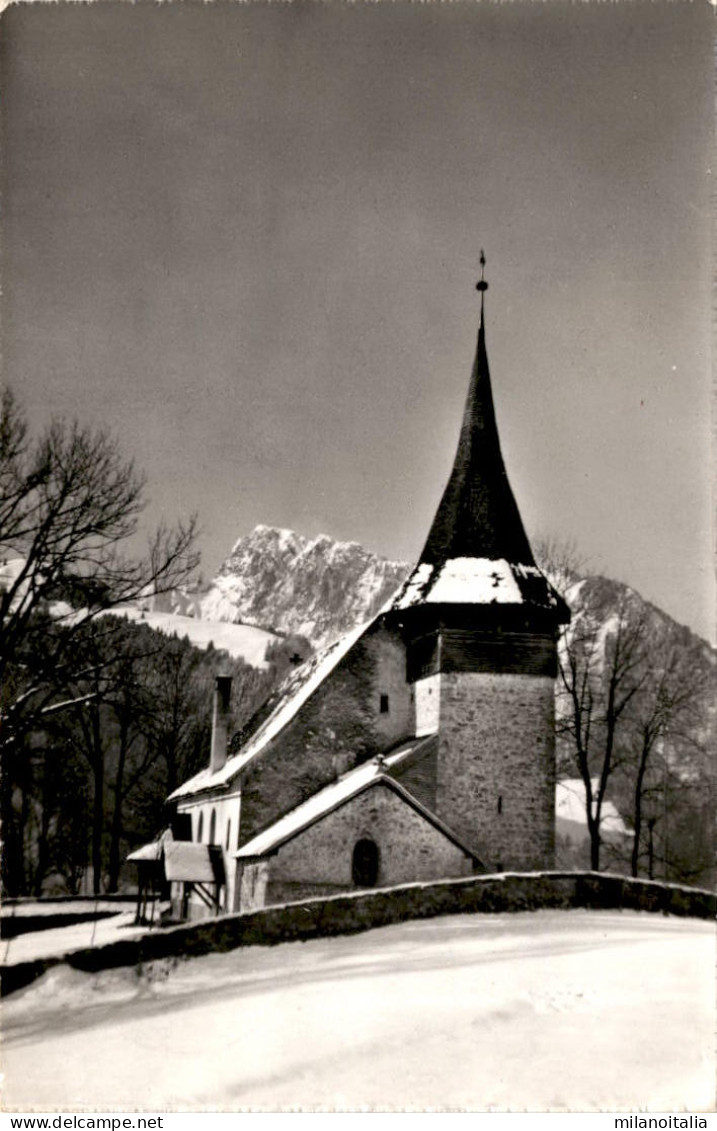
392, 556, 565, 616
421, 307, 534, 569
390, 273, 568, 621
127, 840, 163, 863
382, 732, 437, 770
235, 753, 482, 863
168, 614, 380, 801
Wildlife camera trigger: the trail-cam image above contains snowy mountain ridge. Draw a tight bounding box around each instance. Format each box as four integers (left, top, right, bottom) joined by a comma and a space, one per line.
197, 524, 409, 647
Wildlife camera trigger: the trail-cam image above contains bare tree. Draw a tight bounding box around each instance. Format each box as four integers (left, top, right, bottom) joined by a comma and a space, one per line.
558, 596, 648, 870
536, 536, 714, 881
0, 386, 199, 894
532, 533, 587, 596
624, 647, 712, 880
0, 386, 198, 742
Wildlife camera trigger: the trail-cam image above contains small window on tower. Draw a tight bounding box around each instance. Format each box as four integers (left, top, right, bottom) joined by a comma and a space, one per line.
497, 795, 503, 815
226, 820, 231, 850
380, 694, 390, 714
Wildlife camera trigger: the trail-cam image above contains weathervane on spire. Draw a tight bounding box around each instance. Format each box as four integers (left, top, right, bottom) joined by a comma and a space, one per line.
476, 250, 488, 318
476, 250, 488, 293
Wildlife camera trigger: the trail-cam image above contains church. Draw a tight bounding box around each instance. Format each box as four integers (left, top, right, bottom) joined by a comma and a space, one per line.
161, 262, 570, 918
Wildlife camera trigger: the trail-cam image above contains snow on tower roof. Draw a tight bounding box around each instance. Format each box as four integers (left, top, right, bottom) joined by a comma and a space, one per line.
391, 557, 567, 616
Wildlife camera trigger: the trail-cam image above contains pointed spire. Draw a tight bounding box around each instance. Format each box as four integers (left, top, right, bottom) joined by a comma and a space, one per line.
418, 260, 536, 569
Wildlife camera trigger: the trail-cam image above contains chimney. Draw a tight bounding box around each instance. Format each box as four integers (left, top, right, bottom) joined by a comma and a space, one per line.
210, 675, 232, 774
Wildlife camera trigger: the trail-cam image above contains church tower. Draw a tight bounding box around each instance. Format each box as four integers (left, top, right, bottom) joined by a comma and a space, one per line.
389, 257, 570, 871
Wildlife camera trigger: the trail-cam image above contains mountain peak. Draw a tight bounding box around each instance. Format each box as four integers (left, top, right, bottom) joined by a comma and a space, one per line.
204, 526, 409, 646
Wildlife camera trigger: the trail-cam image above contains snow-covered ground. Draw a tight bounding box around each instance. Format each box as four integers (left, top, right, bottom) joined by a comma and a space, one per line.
1, 904, 142, 965
3, 910, 714, 1111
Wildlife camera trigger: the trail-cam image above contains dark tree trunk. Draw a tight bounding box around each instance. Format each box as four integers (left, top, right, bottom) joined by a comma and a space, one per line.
589, 823, 601, 871
107, 713, 130, 892
1, 783, 26, 896
631, 741, 650, 877
647, 817, 656, 879
91, 708, 104, 896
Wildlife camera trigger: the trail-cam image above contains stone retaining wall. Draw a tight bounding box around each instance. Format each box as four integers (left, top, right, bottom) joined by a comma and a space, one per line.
3, 871, 714, 998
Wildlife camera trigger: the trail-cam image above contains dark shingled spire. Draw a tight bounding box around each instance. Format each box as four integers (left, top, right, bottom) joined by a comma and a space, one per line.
418, 269, 535, 569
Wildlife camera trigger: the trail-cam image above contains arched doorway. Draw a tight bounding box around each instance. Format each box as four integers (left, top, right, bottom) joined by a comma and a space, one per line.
352, 838, 380, 887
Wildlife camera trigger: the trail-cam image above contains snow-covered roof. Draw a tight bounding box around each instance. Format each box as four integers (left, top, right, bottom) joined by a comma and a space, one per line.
127, 841, 163, 863
127, 827, 173, 863
168, 614, 380, 801
391, 557, 564, 614
382, 733, 437, 770
235, 754, 481, 862
556, 779, 631, 838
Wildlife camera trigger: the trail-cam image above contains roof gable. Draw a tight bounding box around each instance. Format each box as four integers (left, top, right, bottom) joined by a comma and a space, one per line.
168, 613, 382, 802
235, 755, 482, 864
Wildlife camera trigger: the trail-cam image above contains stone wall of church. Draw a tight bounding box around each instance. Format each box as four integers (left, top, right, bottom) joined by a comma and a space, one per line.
238, 783, 474, 911
237, 625, 411, 847
436, 671, 556, 870
369, 626, 413, 747
413, 673, 441, 736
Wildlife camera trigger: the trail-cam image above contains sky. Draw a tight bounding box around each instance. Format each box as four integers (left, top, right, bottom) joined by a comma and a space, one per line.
1, 0, 713, 641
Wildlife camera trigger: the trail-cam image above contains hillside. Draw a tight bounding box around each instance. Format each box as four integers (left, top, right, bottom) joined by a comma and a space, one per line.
114, 605, 279, 669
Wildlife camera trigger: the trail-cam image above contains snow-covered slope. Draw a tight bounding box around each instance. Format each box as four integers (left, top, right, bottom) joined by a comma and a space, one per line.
113, 606, 278, 668
4, 911, 713, 1110
199, 524, 409, 647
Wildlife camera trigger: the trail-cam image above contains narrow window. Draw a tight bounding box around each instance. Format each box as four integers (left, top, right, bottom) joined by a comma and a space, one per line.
209, 809, 217, 845
197, 812, 204, 843
226, 819, 231, 851
352, 839, 380, 887
380, 694, 390, 714
497, 795, 503, 815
